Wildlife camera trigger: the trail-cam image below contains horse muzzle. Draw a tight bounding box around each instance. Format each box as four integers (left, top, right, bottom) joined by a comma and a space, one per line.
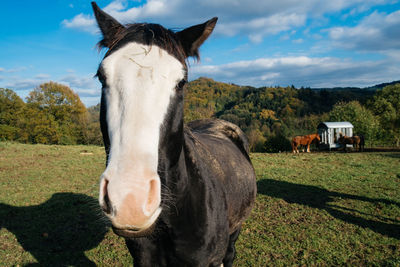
112, 221, 158, 238
99, 173, 162, 237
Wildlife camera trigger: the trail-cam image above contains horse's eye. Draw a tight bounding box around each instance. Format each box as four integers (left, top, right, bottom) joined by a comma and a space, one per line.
176, 79, 186, 90
96, 70, 106, 85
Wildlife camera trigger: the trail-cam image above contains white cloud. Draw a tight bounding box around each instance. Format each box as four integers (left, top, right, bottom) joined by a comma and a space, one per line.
35, 73, 51, 79
60, 73, 96, 89
190, 55, 399, 88
293, 38, 304, 44
62, 13, 97, 34
216, 13, 306, 43
1, 71, 101, 106
0, 67, 28, 73
328, 10, 400, 51
58, 73, 100, 106
4, 78, 44, 91
62, 0, 391, 42
3, 71, 51, 91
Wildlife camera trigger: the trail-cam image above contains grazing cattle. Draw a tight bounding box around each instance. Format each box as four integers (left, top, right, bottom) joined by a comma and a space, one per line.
338, 134, 364, 152
291, 133, 321, 153
91, 2, 257, 267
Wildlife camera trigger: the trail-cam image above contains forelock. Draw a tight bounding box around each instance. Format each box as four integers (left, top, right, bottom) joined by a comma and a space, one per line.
98, 23, 187, 65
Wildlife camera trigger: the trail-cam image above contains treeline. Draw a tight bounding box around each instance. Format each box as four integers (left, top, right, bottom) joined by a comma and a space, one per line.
184, 78, 400, 152
0, 82, 102, 145
1, 78, 399, 152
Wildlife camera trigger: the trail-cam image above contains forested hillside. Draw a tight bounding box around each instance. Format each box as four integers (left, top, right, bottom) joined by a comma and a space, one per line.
1, 78, 399, 152
184, 78, 398, 151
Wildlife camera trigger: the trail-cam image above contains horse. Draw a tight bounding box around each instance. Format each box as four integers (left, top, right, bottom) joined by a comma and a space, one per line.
91, 2, 257, 267
291, 133, 321, 153
359, 134, 365, 151
338, 134, 364, 152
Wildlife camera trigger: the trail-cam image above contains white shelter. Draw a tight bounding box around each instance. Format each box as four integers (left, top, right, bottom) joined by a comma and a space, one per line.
317, 121, 354, 150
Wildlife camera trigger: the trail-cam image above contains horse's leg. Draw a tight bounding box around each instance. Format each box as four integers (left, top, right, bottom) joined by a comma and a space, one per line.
222, 227, 241, 267
307, 143, 310, 153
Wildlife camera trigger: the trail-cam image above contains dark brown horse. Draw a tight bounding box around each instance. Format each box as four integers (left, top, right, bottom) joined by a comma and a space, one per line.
92, 2, 256, 266
338, 134, 364, 152
292, 133, 321, 153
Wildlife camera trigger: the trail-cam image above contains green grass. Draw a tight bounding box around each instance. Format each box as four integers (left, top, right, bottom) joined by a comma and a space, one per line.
0, 142, 399, 266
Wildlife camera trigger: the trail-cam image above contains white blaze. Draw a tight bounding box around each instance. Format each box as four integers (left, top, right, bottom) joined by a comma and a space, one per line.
100, 43, 185, 224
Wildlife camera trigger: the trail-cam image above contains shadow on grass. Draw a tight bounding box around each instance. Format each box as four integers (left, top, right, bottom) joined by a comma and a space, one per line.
0, 193, 108, 266
257, 179, 400, 239
380, 153, 400, 159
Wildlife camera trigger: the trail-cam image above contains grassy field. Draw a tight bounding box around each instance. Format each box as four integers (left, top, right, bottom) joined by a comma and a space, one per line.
0, 142, 399, 266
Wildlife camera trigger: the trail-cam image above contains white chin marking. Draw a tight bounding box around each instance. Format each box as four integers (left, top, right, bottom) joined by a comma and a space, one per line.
101, 42, 185, 210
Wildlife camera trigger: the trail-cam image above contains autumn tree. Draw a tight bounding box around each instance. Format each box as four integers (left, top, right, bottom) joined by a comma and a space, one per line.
329, 101, 379, 145
0, 88, 26, 140
26, 82, 88, 144
86, 104, 103, 145
369, 84, 400, 146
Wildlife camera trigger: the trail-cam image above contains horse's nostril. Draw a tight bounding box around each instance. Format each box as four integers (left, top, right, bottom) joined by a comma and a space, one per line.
102, 179, 113, 215
143, 178, 160, 216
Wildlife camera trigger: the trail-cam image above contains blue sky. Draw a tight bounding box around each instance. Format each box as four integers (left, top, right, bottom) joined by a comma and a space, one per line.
1, 0, 400, 107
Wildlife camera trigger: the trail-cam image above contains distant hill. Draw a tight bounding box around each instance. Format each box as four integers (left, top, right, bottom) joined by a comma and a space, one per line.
364, 80, 400, 91
184, 77, 390, 119
310, 80, 400, 92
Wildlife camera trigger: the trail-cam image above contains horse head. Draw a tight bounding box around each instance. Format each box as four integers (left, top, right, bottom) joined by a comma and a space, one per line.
315, 133, 321, 142
92, 2, 217, 238
315, 133, 321, 147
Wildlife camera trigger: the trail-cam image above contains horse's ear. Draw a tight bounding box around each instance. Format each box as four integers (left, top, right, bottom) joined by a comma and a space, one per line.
176, 17, 218, 60
91, 1, 125, 48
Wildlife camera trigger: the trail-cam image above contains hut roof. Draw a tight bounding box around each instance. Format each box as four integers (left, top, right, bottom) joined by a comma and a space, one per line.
317, 121, 354, 129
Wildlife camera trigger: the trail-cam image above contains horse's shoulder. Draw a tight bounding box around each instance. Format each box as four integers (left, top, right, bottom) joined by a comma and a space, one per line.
184, 119, 250, 155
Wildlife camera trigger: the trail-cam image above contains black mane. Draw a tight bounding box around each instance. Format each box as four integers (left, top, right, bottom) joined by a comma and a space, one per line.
98, 23, 187, 64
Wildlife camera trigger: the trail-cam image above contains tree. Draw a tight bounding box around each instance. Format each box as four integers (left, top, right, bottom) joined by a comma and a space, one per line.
264, 134, 292, 153
260, 109, 277, 121
246, 128, 266, 152
23, 105, 61, 144
369, 84, 400, 146
86, 104, 103, 145
329, 101, 379, 145
0, 88, 26, 141
26, 82, 88, 144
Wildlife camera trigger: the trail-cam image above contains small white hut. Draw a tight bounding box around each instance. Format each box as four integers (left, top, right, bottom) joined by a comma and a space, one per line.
317, 121, 354, 150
